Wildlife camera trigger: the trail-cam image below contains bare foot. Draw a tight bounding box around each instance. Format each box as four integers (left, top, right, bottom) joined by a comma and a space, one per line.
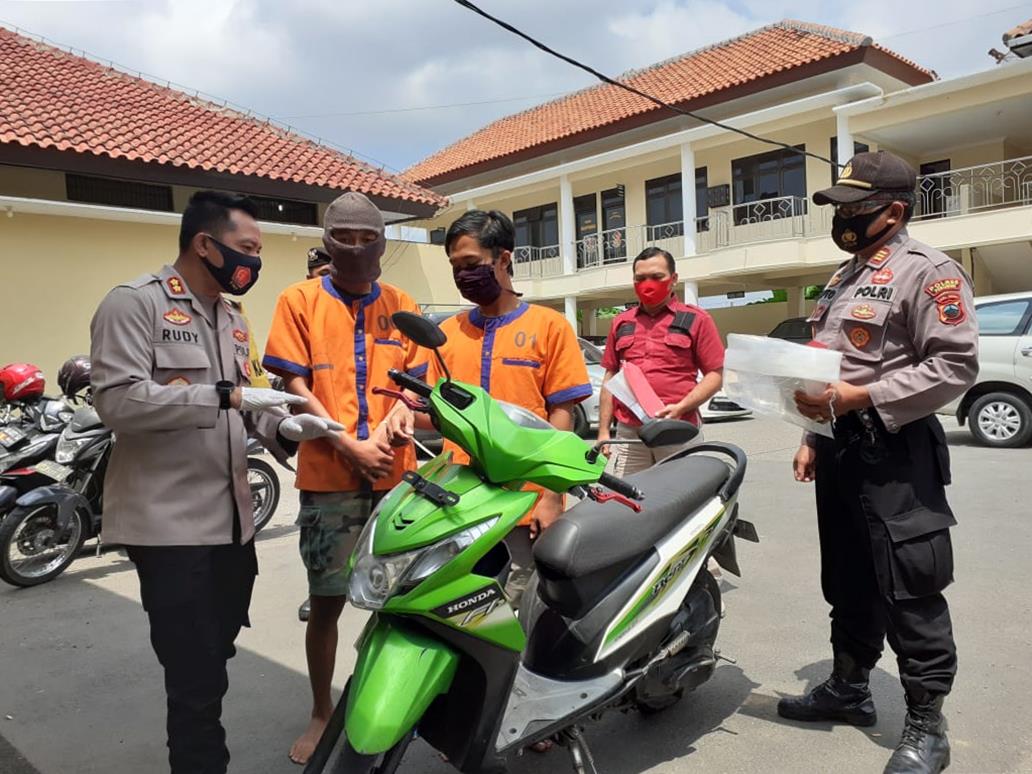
289, 716, 329, 765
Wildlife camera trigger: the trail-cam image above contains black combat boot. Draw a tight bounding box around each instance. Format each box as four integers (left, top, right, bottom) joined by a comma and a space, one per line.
884, 695, 950, 773
777, 652, 877, 726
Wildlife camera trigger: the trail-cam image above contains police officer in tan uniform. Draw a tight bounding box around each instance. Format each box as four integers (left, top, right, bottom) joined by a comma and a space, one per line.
778, 152, 978, 774
90, 191, 343, 774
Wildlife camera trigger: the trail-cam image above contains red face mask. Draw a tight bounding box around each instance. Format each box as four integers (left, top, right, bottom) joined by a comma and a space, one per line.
634, 278, 674, 307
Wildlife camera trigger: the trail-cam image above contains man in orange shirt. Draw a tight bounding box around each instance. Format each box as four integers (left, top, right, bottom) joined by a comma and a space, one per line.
390, 210, 591, 599
262, 192, 425, 765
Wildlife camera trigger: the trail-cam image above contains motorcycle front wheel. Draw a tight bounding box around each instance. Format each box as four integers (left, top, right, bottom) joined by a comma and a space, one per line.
247, 457, 280, 534
0, 504, 86, 587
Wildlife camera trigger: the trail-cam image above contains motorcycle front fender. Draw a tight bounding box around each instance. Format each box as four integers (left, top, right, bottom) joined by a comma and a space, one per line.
345, 615, 459, 755
15, 485, 94, 534
0, 485, 17, 512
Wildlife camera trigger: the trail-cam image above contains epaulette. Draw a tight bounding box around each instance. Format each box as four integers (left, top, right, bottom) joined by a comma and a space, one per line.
120, 273, 160, 290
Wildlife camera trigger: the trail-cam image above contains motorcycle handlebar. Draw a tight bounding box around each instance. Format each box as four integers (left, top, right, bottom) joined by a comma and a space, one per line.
387, 369, 433, 399
598, 472, 644, 501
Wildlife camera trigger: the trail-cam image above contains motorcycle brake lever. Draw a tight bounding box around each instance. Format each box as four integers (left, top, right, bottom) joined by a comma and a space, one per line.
587, 486, 642, 513
371, 387, 428, 411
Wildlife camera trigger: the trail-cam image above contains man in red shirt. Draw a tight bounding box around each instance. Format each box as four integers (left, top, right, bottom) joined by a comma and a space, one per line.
598, 247, 725, 476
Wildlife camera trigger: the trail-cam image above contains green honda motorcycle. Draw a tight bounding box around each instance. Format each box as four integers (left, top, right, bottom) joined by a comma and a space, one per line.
305, 312, 755, 774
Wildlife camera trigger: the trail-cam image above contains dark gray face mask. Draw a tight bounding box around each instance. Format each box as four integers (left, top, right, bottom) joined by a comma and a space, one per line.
324, 235, 385, 285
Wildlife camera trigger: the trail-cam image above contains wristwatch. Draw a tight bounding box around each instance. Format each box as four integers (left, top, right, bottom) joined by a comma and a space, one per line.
215, 380, 235, 410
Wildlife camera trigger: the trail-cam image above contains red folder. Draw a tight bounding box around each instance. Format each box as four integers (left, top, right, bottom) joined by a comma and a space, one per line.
622, 362, 666, 418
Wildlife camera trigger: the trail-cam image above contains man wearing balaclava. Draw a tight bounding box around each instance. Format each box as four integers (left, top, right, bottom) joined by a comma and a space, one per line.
262, 191, 427, 765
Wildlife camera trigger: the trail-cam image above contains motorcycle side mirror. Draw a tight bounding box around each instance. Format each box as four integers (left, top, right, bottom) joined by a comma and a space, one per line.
638, 418, 699, 448
392, 311, 447, 349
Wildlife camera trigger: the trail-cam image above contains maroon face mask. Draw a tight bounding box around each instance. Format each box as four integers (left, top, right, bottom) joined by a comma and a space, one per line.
454, 264, 503, 306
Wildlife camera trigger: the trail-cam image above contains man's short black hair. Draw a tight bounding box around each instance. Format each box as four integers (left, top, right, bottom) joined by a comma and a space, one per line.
633, 246, 676, 275
445, 210, 515, 257
179, 190, 259, 252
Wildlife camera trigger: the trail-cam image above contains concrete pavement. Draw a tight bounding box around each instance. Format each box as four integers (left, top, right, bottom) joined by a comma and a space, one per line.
1, 417, 1030, 773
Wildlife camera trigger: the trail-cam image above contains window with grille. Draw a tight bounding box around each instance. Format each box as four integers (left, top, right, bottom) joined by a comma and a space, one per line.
250, 196, 319, 226
66, 174, 174, 212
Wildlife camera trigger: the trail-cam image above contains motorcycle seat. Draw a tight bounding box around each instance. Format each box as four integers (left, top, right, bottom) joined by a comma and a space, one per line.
532, 455, 731, 620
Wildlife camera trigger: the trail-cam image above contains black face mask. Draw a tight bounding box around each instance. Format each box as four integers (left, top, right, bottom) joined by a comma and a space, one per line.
200, 235, 262, 295
454, 264, 504, 306
831, 206, 894, 254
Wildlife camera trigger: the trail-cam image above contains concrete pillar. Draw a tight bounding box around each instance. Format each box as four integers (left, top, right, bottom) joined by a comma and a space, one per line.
787, 286, 807, 317
680, 142, 697, 257
584, 306, 599, 337
683, 281, 700, 306
559, 174, 576, 275
564, 295, 578, 333
835, 113, 853, 176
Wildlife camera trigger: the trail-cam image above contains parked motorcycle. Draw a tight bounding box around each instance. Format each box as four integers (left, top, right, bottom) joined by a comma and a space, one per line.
304, 312, 756, 774
0, 412, 285, 588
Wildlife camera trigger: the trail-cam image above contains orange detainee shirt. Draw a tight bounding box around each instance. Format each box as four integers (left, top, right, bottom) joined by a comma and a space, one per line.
427, 301, 591, 455
262, 278, 427, 492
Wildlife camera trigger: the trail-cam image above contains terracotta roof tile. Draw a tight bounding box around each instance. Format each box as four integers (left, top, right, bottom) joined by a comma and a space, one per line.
405, 20, 932, 186
0, 26, 444, 209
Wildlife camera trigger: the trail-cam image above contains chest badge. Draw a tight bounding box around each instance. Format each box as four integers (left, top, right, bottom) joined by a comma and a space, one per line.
851, 304, 876, 320
163, 308, 192, 326
166, 277, 186, 296
848, 327, 872, 350
232, 329, 248, 343
872, 268, 894, 285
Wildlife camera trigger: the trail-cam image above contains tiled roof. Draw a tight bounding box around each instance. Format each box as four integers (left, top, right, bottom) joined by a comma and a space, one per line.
1003, 18, 1032, 42
405, 20, 933, 186
0, 26, 445, 209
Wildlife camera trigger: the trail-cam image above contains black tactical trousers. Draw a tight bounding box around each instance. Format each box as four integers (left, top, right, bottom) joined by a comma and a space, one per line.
814, 412, 957, 700
127, 539, 257, 774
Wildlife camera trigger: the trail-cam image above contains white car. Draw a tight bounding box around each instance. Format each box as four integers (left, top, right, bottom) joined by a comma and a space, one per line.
939, 292, 1032, 447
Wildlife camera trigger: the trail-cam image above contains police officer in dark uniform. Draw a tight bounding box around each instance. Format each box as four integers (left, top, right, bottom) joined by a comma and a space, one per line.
778, 151, 978, 774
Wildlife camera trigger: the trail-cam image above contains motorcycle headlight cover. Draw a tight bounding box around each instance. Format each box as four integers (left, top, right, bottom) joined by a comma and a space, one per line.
55, 435, 90, 464
347, 516, 499, 611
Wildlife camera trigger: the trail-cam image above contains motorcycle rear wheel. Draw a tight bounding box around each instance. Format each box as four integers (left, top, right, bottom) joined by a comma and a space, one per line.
247, 457, 280, 534
0, 504, 86, 587
635, 568, 721, 715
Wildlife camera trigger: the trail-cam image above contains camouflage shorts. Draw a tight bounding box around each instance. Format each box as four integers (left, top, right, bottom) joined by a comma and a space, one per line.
297, 491, 383, 597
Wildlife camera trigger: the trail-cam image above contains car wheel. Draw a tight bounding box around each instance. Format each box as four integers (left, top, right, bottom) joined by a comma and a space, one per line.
969, 392, 1032, 448
573, 405, 589, 438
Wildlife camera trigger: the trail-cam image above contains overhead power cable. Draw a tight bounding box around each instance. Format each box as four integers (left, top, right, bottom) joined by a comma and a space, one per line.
452, 0, 853, 167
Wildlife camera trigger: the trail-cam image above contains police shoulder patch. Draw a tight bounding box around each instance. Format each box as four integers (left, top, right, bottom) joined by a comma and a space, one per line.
924, 278, 962, 298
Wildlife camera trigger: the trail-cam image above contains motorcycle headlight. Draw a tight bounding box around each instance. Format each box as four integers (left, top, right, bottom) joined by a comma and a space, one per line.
55, 436, 90, 464
347, 516, 500, 611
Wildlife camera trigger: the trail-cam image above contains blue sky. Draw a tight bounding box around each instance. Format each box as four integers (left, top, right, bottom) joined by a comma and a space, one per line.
1, 0, 1030, 173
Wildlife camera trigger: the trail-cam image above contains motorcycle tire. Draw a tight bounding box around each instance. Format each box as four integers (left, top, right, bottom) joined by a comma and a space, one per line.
304, 680, 414, 774
0, 504, 86, 587
247, 457, 280, 534
635, 568, 721, 716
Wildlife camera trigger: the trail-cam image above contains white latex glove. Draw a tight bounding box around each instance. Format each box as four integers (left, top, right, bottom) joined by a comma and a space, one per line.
278, 414, 346, 442
238, 387, 307, 413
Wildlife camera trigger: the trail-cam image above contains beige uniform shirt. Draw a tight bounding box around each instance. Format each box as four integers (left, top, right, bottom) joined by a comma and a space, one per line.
90, 265, 287, 546
807, 229, 979, 436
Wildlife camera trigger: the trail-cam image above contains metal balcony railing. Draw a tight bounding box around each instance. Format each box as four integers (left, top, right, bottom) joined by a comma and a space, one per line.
508, 156, 1032, 281
914, 155, 1032, 220
512, 244, 562, 279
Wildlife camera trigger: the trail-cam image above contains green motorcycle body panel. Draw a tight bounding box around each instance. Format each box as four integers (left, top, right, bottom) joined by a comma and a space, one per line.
345, 615, 459, 755
429, 379, 606, 491
369, 452, 537, 555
